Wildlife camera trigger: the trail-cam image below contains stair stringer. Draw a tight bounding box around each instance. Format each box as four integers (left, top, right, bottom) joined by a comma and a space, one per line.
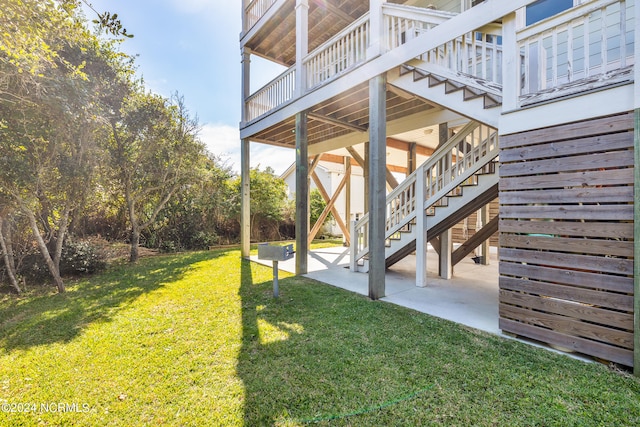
384, 169, 499, 269
388, 63, 502, 128
350, 122, 500, 273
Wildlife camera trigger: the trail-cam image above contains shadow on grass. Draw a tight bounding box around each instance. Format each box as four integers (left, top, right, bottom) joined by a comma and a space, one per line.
237, 259, 440, 426
0, 251, 223, 351
237, 259, 640, 426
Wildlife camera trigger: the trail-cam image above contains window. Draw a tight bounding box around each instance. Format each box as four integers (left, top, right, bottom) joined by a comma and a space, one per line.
526, 0, 573, 26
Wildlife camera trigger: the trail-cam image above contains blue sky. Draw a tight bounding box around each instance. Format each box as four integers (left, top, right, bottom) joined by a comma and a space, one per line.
83, 0, 295, 174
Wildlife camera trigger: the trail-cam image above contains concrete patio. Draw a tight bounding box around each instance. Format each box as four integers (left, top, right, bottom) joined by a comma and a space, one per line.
251, 245, 597, 364
251, 245, 500, 335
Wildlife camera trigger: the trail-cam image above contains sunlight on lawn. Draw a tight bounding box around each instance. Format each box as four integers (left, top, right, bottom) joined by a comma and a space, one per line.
257, 318, 304, 344
0, 251, 254, 426
0, 249, 639, 426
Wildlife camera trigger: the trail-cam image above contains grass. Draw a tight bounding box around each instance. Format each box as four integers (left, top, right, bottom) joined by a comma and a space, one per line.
0, 248, 639, 426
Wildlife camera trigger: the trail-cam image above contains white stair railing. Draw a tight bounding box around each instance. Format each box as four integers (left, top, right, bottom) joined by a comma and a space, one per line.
381, 3, 503, 86
420, 30, 504, 86
382, 4, 455, 51
351, 121, 499, 269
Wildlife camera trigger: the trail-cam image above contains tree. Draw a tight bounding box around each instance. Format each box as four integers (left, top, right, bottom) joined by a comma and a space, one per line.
144, 153, 238, 251
310, 188, 332, 230
0, 206, 21, 293
0, 0, 133, 292
233, 167, 289, 241
105, 92, 204, 262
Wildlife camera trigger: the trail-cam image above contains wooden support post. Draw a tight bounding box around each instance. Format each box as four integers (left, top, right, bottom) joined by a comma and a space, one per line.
439, 229, 453, 280
241, 0, 248, 34
241, 48, 251, 126
239, 44, 254, 259
367, 0, 385, 58
408, 142, 417, 175
501, 12, 518, 112
368, 74, 387, 300
344, 156, 352, 244
295, 0, 309, 96
240, 138, 251, 258
480, 204, 490, 265
364, 142, 370, 215
296, 111, 309, 275
415, 168, 427, 287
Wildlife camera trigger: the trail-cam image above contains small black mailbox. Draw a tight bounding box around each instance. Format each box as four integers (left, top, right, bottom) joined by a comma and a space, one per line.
257, 243, 294, 298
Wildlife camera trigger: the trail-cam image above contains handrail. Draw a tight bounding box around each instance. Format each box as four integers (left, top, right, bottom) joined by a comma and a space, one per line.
303, 13, 371, 89
245, 0, 278, 32
382, 4, 455, 52
424, 32, 503, 85
351, 121, 499, 267
245, 66, 296, 122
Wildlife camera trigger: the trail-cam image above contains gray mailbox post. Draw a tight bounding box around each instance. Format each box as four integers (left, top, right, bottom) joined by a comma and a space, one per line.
257, 243, 294, 297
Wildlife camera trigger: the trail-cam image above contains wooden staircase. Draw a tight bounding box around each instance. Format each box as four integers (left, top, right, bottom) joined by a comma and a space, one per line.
351, 30, 507, 274
402, 64, 502, 108
351, 120, 500, 273
390, 61, 503, 128
384, 163, 498, 270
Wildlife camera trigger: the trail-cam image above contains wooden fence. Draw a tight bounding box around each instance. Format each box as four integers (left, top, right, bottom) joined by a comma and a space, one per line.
499, 111, 634, 367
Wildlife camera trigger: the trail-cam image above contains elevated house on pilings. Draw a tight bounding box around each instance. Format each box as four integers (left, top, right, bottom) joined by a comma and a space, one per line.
239, 0, 640, 372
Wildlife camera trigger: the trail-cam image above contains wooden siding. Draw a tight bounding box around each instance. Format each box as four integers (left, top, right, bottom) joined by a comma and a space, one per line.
499, 111, 635, 367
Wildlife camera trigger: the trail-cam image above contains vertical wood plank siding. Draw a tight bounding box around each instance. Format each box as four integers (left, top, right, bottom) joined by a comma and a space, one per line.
499, 111, 635, 367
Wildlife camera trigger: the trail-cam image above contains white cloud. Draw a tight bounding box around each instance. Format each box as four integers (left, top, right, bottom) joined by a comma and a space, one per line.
251, 145, 296, 177
199, 123, 295, 176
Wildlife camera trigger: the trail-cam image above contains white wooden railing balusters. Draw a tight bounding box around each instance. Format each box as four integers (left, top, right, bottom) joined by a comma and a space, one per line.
246, 66, 296, 122
246, 0, 278, 31
518, 0, 634, 100
351, 122, 499, 268
304, 15, 370, 89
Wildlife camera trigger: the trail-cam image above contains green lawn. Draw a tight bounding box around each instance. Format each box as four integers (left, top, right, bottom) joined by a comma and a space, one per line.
0, 249, 639, 426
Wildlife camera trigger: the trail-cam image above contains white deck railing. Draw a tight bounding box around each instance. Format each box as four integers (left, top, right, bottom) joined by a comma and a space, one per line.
351, 122, 499, 267
246, 0, 635, 122
246, 66, 296, 122
423, 31, 504, 85
304, 14, 371, 90
382, 4, 455, 51
246, 0, 278, 32
518, 0, 634, 98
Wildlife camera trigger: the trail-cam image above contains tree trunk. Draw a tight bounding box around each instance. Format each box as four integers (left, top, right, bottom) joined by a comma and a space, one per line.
53, 204, 71, 270
125, 185, 141, 263
129, 227, 140, 263
0, 219, 21, 294
24, 208, 65, 293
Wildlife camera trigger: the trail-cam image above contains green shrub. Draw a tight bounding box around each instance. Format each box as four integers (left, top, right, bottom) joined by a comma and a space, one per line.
16, 239, 107, 284
59, 239, 107, 275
